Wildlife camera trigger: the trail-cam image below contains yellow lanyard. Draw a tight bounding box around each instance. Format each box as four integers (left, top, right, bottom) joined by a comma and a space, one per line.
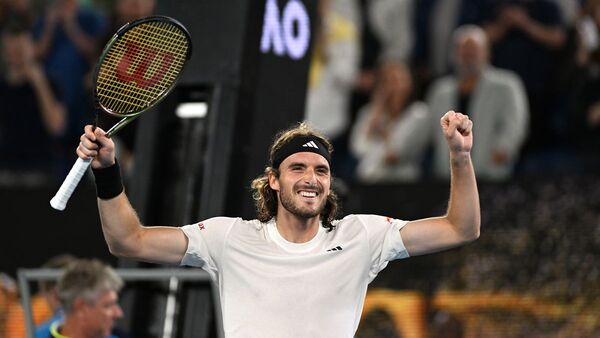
49, 321, 69, 338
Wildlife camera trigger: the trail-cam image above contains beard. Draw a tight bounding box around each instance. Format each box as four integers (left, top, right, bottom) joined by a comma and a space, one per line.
279, 183, 326, 219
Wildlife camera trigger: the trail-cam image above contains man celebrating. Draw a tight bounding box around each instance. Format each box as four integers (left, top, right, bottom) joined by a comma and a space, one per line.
77, 110, 479, 337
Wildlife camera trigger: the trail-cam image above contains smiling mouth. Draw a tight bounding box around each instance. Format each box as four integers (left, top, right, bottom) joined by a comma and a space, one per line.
299, 191, 318, 198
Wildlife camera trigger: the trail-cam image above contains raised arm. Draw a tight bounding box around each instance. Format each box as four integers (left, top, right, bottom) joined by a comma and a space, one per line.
400, 111, 480, 256
77, 125, 188, 264
503, 5, 565, 49
21, 35, 66, 136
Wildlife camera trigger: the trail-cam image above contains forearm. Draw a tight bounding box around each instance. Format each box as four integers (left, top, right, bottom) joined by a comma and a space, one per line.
520, 20, 565, 49
97, 193, 145, 258
64, 19, 98, 60
82, 128, 187, 264
446, 152, 480, 240
35, 22, 55, 59
484, 22, 509, 44
30, 72, 66, 136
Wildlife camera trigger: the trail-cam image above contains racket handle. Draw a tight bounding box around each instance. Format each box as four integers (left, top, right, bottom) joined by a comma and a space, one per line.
50, 157, 93, 211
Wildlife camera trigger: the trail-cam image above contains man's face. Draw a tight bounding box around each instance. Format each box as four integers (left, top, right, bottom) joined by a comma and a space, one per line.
455, 36, 488, 77
379, 62, 413, 116
80, 289, 123, 338
270, 152, 331, 220
2, 33, 33, 68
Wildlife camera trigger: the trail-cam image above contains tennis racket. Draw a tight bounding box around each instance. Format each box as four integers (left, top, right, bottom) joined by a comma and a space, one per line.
50, 15, 192, 211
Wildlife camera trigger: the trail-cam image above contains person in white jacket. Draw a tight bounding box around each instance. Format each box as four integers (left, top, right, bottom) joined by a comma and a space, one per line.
350, 61, 429, 183
427, 24, 529, 181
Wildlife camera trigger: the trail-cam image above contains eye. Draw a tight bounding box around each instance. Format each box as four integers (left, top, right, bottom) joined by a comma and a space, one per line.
316, 167, 329, 175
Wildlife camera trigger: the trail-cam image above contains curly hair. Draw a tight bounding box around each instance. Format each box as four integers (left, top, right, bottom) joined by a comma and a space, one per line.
250, 122, 339, 231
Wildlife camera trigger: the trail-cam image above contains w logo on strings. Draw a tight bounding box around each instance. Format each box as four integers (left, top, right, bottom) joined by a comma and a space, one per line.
116, 41, 174, 88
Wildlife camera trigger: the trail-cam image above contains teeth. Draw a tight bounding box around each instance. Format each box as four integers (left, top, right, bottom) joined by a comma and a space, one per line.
300, 191, 317, 197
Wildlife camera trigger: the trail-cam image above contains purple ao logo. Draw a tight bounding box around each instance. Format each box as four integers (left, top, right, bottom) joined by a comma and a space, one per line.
260, 0, 310, 60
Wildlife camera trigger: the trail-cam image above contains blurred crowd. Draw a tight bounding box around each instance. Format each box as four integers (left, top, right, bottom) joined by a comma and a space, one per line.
305, 0, 600, 184
0, 0, 155, 186
346, 174, 600, 337
2, 0, 599, 187
433, 175, 600, 337
0, 255, 126, 338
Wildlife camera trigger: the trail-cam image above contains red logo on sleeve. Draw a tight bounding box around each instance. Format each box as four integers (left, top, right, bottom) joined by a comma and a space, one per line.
197, 223, 205, 230
385, 217, 393, 224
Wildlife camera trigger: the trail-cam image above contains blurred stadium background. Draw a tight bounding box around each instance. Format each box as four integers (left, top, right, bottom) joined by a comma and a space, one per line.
1, 0, 599, 337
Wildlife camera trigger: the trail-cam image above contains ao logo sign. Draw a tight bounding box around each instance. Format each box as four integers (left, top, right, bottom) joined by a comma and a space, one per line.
260, 0, 310, 60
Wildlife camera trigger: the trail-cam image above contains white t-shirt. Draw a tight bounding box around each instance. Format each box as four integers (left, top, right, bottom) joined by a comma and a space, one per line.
180, 214, 409, 338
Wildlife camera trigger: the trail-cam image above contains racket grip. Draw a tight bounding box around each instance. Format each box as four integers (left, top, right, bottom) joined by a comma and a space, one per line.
50, 157, 93, 211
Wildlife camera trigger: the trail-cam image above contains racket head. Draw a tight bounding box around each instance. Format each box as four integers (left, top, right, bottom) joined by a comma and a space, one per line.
93, 15, 192, 118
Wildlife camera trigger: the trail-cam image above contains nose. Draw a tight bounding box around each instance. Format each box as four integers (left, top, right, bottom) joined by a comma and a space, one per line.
113, 304, 124, 319
303, 168, 317, 184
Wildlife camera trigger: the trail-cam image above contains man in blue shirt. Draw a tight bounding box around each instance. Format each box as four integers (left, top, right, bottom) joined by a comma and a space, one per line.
36, 259, 122, 338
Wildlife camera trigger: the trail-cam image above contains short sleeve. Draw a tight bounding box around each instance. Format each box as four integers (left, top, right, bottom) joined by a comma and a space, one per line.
180, 217, 236, 281
356, 215, 410, 281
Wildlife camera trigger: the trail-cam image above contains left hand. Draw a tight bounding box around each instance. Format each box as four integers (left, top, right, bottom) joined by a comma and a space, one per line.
18, 35, 43, 82
57, 0, 78, 24
501, 5, 530, 29
22, 63, 44, 83
441, 110, 473, 154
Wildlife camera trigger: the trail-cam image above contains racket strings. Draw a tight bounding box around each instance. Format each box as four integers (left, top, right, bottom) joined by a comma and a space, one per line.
101, 23, 187, 97
96, 20, 189, 115
99, 24, 186, 110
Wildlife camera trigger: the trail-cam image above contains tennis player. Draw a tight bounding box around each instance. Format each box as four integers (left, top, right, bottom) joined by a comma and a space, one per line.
77, 110, 479, 337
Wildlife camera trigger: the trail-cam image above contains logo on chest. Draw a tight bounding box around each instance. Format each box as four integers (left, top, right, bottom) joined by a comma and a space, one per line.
326, 246, 343, 252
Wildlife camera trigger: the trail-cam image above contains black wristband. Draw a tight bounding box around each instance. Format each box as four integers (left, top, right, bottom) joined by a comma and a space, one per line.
92, 160, 124, 200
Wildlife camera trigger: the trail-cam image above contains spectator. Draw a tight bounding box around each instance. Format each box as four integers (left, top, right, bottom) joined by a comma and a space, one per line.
38, 259, 123, 338
304, 0, 360, 178
0, 0, 34, 28
569, 0, 600, 168
483, 0, 565, 149
34, 254, 79, 338
2, 254, 76, 338
368, 0, 414, 64
33, 0, 107, 142
0, 272, 18, 335
110, 0, 156, 29
0, 22, 67, 184
427, 25, 528, 181
0, 0, 33, 75
411, 0, 494, 98
555, 0, 581, 28
350, 61, 429, 183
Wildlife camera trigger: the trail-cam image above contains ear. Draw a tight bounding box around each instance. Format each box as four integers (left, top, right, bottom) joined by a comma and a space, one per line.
72, 297, 88, 313
44, 287, 61, 311
268, 170, 280, 192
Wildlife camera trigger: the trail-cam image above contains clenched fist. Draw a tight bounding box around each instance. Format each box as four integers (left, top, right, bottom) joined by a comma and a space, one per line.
441, 110, 473, 154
